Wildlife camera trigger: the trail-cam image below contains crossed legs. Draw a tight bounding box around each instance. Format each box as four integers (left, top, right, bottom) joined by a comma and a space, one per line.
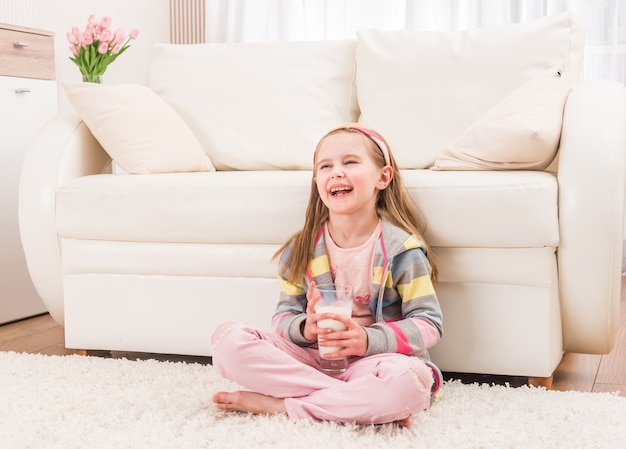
210, 322, 433, 426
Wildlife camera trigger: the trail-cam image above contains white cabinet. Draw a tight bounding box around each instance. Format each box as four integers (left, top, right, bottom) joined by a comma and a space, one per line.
0, 24, 56, 324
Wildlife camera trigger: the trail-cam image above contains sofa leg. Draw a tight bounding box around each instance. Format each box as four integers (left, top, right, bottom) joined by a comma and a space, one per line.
528, 375, 553, 389
74, 349, 111, 357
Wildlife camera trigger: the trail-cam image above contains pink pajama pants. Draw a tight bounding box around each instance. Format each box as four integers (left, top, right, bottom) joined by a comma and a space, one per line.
210, 322, 434, 424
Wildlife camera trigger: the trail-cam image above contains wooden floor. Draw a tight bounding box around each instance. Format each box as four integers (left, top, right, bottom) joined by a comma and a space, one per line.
1, 280, 624, 396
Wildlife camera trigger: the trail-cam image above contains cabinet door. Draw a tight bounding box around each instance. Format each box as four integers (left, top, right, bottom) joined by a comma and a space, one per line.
0, 76, 57, 147
0, 76, 57, 324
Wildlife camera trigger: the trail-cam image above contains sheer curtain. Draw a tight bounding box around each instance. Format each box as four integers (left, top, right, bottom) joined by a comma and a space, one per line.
205, 0, 625, 84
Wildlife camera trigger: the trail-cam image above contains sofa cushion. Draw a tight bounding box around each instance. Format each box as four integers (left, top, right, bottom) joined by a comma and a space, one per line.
432, 68, 570, 171
63, 82, 215, 174
55, 170, 558, 249
149, 40, 359, 171
355, 12, 584, 169
403, 170, 559, 248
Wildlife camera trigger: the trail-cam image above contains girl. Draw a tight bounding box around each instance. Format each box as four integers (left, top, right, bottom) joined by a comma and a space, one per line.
211, 123, 443, 426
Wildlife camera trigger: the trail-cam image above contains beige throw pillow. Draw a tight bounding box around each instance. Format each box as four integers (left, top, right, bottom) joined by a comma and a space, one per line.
63, 82, 215, 174
432, 68, 570, 171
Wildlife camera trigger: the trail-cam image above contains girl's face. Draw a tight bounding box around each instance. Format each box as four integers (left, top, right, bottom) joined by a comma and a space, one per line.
314, 132, 392, 219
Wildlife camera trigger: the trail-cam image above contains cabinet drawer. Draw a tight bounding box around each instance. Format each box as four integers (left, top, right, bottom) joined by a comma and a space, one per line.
0, 25, 55, 80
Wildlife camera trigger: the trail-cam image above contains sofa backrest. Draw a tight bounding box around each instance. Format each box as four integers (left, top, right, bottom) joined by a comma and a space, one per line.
150, 40, 359, 171
150, 12, 583, 171
356, 12, 584, 169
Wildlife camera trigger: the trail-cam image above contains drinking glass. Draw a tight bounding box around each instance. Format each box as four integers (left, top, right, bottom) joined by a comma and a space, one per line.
315, 284, 353, 373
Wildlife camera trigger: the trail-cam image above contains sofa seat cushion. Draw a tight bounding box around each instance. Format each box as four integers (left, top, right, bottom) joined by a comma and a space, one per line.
57, 171, 311, 245
56, 170, 558, 248
405, 170, 559, 248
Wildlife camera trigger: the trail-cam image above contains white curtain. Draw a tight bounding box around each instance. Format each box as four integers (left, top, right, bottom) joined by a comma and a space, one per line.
205, 0, 625, 84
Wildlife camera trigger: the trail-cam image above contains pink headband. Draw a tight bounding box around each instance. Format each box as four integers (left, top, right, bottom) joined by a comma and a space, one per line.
316, 123, 391, 167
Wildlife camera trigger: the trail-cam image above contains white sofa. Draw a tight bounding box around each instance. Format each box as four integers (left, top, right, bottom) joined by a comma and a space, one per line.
19, 12, 625, 380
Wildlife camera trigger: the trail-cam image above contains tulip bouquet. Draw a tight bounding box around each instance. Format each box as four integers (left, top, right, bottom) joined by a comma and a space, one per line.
67, 15, 139, 83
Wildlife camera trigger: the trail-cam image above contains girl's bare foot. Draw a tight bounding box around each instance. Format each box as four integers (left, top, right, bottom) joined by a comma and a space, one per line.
394, 416, 411, 428
212, 391, 287, 415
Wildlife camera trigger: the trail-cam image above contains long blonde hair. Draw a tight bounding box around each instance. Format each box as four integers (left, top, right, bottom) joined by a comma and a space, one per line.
273, 125, 438, 285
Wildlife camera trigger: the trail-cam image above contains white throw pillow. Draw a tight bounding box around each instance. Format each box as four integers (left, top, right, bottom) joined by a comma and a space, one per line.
150, 40, 359, 170
356, 12, 583, 169
432, 68, 570, 171
63, 82, 215, 174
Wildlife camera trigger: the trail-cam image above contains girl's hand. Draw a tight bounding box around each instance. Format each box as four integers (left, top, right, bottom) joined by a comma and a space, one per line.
317, 313, 368, 358
303, 281, 368, 357
302, 281, 325, 342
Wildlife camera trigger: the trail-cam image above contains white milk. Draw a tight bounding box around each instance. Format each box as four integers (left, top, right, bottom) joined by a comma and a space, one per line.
316, 305, 351, 357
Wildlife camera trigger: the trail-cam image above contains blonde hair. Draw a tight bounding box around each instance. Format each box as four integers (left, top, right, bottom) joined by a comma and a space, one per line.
273, 126, 438, 285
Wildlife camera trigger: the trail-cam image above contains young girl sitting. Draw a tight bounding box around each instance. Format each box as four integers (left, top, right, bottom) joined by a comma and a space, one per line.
211, 123, 443, 426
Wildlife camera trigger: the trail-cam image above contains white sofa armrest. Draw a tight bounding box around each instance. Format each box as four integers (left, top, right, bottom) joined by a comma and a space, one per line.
18, 113, 110, 325
558, 80, 626, 353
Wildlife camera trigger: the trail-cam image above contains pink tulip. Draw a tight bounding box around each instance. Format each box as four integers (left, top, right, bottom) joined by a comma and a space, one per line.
100, 16, 112, 29
83, 30, 93, 45
99, 28, 112, 43
113, 28, 126, 44
68, 15, 139, 78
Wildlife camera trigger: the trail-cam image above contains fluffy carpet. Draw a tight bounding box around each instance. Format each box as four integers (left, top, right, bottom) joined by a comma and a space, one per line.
1, 351, 624, 449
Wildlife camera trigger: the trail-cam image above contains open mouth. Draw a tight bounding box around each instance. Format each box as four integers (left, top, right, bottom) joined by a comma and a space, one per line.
330, 186, 353, 197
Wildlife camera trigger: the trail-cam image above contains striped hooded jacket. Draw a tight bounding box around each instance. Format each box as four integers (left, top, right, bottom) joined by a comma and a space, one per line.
273, 219, 443, 359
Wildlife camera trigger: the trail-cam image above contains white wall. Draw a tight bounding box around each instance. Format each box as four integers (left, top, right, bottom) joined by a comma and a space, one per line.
0, 0, 170, 112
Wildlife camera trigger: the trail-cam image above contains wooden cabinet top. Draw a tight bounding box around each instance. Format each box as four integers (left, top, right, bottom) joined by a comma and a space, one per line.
0, 23, 54, 36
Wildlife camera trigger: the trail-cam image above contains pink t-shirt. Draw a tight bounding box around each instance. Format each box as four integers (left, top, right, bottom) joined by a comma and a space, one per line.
323, 220, 382, 327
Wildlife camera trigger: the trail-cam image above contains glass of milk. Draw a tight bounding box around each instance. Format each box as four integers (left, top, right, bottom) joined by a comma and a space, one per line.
315, 284, 353, 373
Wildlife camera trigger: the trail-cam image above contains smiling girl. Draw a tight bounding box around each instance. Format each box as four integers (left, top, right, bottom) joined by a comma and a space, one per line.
211, 123, 443, 426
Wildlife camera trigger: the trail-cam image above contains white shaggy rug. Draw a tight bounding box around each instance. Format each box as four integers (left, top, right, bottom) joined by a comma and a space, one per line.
1, 352, 625, 449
